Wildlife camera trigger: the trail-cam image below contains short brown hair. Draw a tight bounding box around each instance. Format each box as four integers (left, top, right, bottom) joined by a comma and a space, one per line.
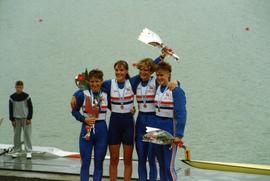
156, 62, 172, 81
136, 58, 157, 74
88, 69, 103, 80
15, 80, 24, 86
114, 60, 130, 79
156, 61, 172, 73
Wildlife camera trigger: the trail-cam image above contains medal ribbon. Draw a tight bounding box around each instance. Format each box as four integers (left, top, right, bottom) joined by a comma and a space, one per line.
89, 90, 102, 134
116, 80, 126, 108
141, 77, 152, 107
157, 86, 168, 111
90, 90, 102, 110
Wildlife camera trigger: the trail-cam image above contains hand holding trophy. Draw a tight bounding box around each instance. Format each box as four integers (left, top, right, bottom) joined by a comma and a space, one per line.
138, 28, 180, 61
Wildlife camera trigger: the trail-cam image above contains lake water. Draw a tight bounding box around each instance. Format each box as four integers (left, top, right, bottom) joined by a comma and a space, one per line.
0, 0, 269, 172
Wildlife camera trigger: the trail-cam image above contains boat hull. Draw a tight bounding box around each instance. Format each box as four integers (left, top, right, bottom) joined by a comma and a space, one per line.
182, 160, 270, 175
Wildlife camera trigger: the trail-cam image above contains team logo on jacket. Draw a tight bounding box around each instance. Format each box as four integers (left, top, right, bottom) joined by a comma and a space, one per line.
149, 89, 155, 94
164, 92, 172, 99
126, 88, 132, 94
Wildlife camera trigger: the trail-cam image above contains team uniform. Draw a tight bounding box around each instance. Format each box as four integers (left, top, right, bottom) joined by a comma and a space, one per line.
152, 85, 186, 181
135, 56, 162, 181
102, 76, 141, 145
135, 76, 158, 181
72, 89, 108, 181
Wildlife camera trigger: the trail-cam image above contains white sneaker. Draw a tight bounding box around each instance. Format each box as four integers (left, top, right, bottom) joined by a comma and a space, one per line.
11, 152, 19, 158
26, 152, 32, 159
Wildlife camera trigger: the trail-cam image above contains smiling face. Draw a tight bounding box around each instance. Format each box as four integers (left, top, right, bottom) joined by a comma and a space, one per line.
114, 64, 128, 82
89, 76, 103, 93
136, 58, 155, 82
139, 64, 151, 81
88, 69, 104, 93
156, 69, 170, 86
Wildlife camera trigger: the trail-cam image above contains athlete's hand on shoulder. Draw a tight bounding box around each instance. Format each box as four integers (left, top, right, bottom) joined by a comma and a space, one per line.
84, 117, 96, 126
168, 80, 179, 91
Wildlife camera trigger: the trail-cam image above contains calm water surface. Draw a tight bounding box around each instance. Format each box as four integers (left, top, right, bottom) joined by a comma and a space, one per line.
0, 0, 269, 171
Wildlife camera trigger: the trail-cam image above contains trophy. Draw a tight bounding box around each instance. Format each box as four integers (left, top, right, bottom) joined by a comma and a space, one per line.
138, 28, 180, 61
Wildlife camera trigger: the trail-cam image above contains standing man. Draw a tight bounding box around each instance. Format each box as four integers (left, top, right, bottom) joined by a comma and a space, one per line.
9, 80, 33, 159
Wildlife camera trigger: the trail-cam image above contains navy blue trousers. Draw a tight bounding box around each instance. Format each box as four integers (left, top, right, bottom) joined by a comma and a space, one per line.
149, 117, 178, 181
79, 120, 108, 181
135, 112, 158, 181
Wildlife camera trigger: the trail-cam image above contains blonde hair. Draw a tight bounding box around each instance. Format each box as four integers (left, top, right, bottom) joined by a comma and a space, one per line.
136, 58, 157, 74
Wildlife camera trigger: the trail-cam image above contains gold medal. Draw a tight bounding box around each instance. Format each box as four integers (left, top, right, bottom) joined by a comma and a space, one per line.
120, 105, 124, 109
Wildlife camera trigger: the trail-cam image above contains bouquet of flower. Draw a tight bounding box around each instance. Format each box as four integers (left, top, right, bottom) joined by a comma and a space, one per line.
83, 96, 100, 141
75, 69, 89, 90
143, 127, 174, 145
143, 127, 183, 147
